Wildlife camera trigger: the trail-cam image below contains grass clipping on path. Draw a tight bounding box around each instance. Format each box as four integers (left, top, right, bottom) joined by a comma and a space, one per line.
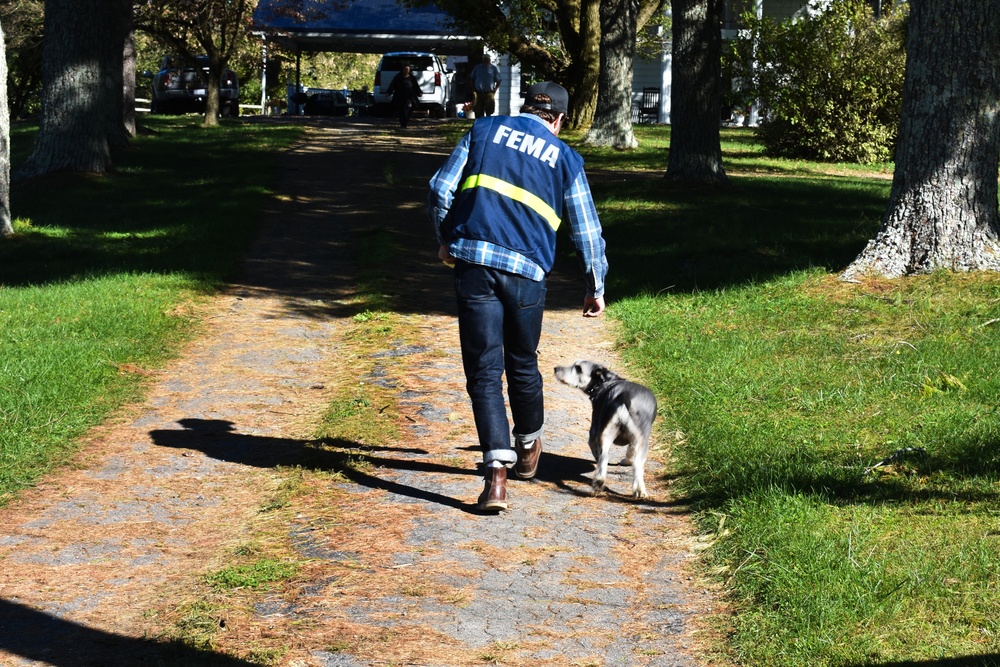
613, 271, 1000, 666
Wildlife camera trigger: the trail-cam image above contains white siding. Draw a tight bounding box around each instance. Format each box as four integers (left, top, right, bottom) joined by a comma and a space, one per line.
632, 55, 671, 123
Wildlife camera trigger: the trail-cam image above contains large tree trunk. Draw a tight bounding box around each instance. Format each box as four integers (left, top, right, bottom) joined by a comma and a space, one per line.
665, 0, 728, 185
14, 0, 122, 179
841, 0, 1000, 280
583, 0, 640, 149
1, 18, 13, 238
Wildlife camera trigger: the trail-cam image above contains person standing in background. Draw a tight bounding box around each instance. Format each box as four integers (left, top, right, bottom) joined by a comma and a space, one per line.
469, 54, 501, 118
386, 64, 422, 128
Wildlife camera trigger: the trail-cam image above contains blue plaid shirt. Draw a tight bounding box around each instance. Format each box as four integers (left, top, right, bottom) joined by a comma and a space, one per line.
428, 114, 607, 297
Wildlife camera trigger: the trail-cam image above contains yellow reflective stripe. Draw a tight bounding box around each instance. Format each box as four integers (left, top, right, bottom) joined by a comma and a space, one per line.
460, 173, 562, 231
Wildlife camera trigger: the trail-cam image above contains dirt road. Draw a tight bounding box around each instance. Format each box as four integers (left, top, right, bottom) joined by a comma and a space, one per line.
0, 118, 721, 667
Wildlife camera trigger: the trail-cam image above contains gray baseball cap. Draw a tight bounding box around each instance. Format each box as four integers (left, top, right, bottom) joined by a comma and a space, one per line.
526, 81, 569, 114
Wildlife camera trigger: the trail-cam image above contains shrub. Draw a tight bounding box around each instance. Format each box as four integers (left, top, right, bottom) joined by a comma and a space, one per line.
726, 0, 907, 164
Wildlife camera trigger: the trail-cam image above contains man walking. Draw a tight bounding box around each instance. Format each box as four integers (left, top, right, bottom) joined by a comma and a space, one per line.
469, 54, 501, 118
428, 82, 608, 512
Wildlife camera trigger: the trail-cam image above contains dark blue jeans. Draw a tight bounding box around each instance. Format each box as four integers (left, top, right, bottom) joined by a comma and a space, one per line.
397, 98, 414, 127
454, 262, 545, 465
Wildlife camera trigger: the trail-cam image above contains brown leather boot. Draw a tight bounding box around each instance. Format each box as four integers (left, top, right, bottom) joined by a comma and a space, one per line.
477, 465, 508, 511
514, 437, 542, 479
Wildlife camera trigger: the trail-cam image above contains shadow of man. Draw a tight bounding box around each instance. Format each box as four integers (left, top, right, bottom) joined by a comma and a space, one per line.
150, 418, 483, 513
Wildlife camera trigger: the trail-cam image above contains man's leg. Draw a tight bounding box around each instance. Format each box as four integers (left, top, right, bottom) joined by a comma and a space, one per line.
497, 271, 544, 437
454, 263, 516, 468
495, 271, 545, 476
473, 92, 486, 118
484, 91, 496, 117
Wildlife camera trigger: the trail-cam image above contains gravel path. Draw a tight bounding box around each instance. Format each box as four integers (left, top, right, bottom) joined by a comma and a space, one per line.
0, 118, 719, 667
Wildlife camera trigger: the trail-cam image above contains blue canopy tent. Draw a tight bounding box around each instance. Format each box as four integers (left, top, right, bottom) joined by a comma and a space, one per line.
253, 0, 480, 55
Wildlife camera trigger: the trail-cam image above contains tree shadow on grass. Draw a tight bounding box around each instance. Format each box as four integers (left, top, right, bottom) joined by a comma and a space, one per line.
677, 432, 1000, 510
587, 173, 890, 296
0, 598, 254, 667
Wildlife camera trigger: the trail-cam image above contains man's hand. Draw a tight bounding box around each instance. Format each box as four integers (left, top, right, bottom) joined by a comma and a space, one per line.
583, 294, 605, 318
438, 244, 456, 266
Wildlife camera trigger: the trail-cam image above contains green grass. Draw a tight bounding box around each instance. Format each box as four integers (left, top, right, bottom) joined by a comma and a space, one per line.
564, 125, 1000, 665
0, 116, 303, 504
207, 558, 298, 591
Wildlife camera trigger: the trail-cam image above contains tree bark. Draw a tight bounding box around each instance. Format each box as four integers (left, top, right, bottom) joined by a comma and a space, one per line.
664, 0, 728, 185
566, 0, 601, 130
1, 18, 14, 238
583, 0, 640, 149
120, 2, 137, 141
104, 0, 131, 147
14, 0, 120, 179
841, 0, 1000, 280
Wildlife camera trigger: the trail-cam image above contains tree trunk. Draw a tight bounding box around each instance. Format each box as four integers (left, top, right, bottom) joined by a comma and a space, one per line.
203, 66, 222, 127
841, 0, 1000, 280
664, 0, 728, 185
583, 0, 639, 149
104, 0, 130, 148
1, 18, 13, 238
563, 0, 601, 131
120, 2, 137, 141
14, 0, 119, 179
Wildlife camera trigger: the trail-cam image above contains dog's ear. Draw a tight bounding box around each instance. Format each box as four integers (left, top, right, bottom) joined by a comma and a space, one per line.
586, 365, 612, 392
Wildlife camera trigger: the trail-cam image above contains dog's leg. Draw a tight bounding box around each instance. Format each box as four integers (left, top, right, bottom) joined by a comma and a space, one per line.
590, 416, 621, 495
619, 415, 651, 499
621, 442, 635, 467
630, 437, 649, 499
593, 407, 630, 495
591, 428, 613, 496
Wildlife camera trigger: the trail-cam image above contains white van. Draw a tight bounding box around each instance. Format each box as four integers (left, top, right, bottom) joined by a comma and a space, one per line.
373, 52, 453, 118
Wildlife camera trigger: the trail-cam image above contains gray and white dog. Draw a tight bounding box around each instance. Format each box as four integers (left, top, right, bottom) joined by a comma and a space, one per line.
554, 360, 657, 498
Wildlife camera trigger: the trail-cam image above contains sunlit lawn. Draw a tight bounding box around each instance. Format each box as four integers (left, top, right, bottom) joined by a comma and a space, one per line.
570, 124, 1000, 666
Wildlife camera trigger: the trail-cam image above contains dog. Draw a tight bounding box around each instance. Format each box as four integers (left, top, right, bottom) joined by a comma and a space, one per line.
554, 360, 657, 499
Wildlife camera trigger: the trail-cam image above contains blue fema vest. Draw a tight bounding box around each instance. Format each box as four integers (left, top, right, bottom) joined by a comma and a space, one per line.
449, 114, 585, 274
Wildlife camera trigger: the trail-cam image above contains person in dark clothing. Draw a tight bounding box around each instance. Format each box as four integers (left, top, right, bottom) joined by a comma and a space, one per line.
427, 82, 609, 512
386, 65, 422, 128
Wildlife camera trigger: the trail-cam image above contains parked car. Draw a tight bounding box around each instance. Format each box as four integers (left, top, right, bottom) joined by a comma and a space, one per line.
302, 89, 350, 116
373, 52, 452, 118
144, 55, 240, 117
